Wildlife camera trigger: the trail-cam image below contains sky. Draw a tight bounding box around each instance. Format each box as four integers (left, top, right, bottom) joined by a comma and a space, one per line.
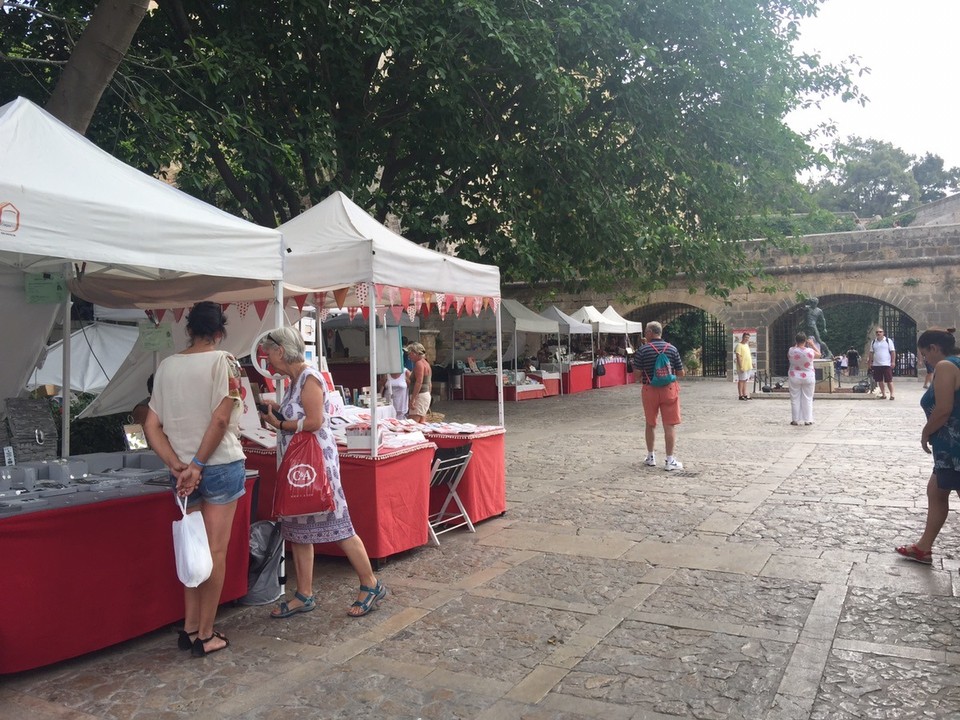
785, 0, 960, 169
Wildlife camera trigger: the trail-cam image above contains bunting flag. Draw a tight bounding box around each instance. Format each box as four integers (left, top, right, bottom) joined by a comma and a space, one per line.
482, 297, 491, 312
361, 306, 370, 321
253, 299, 269, 320
374, 283, 386, 304
314, 291, 327, 310
172, 307, 185, 323
236, 301, 250, 318
385, 285, 399, 306
420, 302, 431, 318
437, 300, 447, 321
318, 307, 329, 322
377, 308, 387, 325
354, 282, 369, 307
412, 290, 424, 308
293, 294, 308, 312
472, 296, 483, 316
390, 306, 403, 324
155, 309, 166, 322
423, 292, 434, 307
455, 295, 465, 314
347, 307, 358, 321
434, 293, 445, 312
491, 297, 501, 315
445, 294, 458, 312
221, 303, 230, 313
406, 305, 417, 322
399, 287, 412, 308
332, 287, 349, 309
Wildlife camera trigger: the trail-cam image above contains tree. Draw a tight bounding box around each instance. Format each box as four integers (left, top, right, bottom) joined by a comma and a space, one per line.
2, 0, 861, 295
811, 138, 959, 218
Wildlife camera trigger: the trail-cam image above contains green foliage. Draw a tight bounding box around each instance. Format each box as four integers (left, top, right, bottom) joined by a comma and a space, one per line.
67, 393, 127, 455
2, 0, 862, 296
753, 208, 855, 237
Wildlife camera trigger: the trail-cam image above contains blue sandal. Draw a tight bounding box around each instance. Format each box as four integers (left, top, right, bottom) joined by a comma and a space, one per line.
348, 580, 387, 617
271, 591, 316, 619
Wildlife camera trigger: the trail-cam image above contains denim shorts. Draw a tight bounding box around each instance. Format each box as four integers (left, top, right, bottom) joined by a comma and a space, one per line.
183, 459, 246, 507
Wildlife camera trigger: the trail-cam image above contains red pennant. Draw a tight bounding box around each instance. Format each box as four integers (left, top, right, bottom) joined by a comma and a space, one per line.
221, 303, 230, 313
253, 300, 269, 320
333, 287, 349, 308
294, 294, 308, 312
374, 284, 386, 303
155, 309, 166, 322
399, 287, 412, 308
361, 306, 370, 321
172, 307, 185, 322
421, 303, 432, 318
446, 294, 458, 312
347, 307, 358, 321
390, 306, 403, 323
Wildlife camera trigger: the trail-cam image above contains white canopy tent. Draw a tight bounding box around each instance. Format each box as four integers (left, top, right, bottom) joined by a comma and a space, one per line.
570, 305, 628, 334
601, 306, 643, 334
539, 305, 596, 379
277, 192, 502, 446
0, 97, 285, 452
28, 322, 139, 394
452, 300, 559, 390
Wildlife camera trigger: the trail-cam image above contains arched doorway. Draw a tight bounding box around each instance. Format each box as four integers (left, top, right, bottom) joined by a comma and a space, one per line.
627, 303, 727, 377
770, 295, 917, 377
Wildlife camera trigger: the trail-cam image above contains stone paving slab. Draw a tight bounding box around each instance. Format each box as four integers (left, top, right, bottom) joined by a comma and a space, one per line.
5, 378, 958, 719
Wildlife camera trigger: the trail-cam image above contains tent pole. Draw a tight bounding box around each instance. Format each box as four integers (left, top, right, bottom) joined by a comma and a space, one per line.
368, 286, 378, 457
513, 329, 518, 402
495, 302, 504, 426
60, 265, 72, 457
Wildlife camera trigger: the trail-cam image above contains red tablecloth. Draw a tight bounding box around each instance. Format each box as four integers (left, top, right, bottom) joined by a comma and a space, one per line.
462, 373, 545, 401
563, 362, 594, 394
595, 357, 627, 388
0, 479, 254, 675
426, 429, 506, 523
243, 444, 434, 561
529, 373, 560, 396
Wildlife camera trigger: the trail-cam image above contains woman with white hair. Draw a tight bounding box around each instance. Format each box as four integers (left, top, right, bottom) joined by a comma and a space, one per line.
259, 326, 386, 618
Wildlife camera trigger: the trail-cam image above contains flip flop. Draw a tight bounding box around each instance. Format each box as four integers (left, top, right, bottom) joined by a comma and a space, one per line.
271, 591, 316, 619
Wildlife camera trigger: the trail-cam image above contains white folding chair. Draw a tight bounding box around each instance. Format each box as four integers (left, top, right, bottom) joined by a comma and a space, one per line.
427, 443, 475, 546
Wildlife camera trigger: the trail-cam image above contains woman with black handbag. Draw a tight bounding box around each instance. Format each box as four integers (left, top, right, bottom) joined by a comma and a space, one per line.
259, 327, 386, 618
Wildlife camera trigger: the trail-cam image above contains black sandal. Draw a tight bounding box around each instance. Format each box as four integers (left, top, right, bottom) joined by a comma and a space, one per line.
191, 631, 230, 657
177, 629, 199, 651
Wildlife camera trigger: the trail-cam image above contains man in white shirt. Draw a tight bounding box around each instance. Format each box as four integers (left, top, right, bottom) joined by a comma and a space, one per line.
867, 328, 897, 400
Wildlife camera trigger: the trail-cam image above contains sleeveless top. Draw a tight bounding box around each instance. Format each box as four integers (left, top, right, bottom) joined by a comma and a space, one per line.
920, 356, 960, 472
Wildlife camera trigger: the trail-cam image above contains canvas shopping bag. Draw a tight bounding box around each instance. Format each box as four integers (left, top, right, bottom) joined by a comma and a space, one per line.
172, 494, 213, 587
273, 431, 335, 518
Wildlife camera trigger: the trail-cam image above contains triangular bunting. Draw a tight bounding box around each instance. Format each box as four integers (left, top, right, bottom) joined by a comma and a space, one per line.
390, 306, 403, 323
420, 302, 431, 318
446, 294, 458, 312
293, 294, 308, 312
472, 296, 483, 316
377, 308, 387, 325
361, 306, 370, 321
406, 305, 417, 322
318, 307, 329, 322
314, 291, 327, 310
172, 307, 185, 323
438, 302, 447, 321
354, 282, 369, 307
399, 287, 412, 308
386, 286, 399, 306
374, 284, 386, 304
413, 290, 424, 308
253, 300, 269, 320
155, 309, 166, 322
221, 303, 230, 313
332, 287, 349, 309
491, 297, 501, 315
236, 301, 250, 318
482, 297, 491, 312
347, 307, 358, 321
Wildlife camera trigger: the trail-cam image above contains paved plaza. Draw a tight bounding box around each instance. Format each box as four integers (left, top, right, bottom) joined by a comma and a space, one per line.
3, 377, 959, 719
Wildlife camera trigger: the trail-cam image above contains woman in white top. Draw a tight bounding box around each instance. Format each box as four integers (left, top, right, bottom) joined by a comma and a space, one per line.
787, 332, 822, 425
144, 302, 246, 657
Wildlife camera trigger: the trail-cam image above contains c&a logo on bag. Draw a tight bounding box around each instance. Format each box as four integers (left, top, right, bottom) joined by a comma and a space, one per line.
287, 463, 316, 488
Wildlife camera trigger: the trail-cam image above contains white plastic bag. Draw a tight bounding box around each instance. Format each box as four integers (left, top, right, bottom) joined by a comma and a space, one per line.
172, 494, 213, 587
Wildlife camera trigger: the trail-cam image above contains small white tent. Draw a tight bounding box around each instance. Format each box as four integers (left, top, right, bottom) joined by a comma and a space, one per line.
601, 306, 643, 333
28, 323, 139, 394
540, 306, 592, 335
453, 299, 559, 369
0, 97, 284, 450
570, 305, 627, 334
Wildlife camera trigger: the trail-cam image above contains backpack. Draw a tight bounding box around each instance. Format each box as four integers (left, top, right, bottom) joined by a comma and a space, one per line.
648, 343, 677, 387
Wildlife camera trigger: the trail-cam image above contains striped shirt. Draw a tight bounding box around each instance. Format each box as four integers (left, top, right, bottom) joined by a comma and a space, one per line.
632, 340, 683, 384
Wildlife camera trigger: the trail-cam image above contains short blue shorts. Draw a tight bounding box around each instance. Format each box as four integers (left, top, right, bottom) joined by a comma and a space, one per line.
935, 467, 960, 491
183, 459, 246, 507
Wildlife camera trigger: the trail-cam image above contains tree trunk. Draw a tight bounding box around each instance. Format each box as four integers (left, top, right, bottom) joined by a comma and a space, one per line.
45, 0, 150, 133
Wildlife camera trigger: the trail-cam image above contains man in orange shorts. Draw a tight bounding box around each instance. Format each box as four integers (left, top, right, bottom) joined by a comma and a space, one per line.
633, 321, 685, 471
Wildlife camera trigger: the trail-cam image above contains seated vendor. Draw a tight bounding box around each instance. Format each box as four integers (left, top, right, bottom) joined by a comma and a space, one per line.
130, 374, 154, 427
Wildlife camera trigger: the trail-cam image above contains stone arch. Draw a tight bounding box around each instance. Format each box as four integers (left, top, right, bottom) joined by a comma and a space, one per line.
625, 296, 729, 377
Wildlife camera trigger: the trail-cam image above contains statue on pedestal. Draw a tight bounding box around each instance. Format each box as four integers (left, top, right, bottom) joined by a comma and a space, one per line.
800, 297, 832, 358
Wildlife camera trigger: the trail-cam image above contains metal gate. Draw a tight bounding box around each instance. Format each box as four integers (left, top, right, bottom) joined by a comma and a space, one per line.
769, 295, 917, 377
626, 303, 727, 377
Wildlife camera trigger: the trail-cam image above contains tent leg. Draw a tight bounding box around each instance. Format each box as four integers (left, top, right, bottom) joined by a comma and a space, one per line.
496, 306, 504, 426
60, 265, 72, 458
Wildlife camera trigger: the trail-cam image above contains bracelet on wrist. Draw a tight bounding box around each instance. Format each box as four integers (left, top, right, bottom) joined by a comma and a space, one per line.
191, 456, 205, 468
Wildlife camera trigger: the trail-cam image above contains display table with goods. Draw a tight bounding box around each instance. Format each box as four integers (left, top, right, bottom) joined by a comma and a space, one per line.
0, 452, 254, 674
540, 360, 594, 394
594, 356, 628, 388
243, 416, 507, 556
461, 370, 546, 401
527, 370, 560, 396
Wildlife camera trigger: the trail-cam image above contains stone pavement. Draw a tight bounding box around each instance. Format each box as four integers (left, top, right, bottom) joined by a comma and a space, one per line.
4, 378, 960, 719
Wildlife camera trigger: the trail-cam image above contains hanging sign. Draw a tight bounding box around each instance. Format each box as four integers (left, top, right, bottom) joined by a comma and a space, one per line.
140, 322, 175, 352
24, 273, 68, 304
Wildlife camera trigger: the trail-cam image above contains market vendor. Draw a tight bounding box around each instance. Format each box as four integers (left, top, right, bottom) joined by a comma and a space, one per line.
405, 342, 432, 423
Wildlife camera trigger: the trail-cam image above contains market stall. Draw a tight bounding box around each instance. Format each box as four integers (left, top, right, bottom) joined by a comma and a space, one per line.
570, 305, 631, 388
538, 306, 594, 394
0, 475, 256, 674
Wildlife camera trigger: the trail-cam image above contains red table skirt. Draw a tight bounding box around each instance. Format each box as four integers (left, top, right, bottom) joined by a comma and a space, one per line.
462, 373, 545, 401
530, 375, 560, 396
0, 479, 254, 674
563, 362, 594, 394
244, 444, 434, 561
427, 430, 506, 523
595, 358, 628, 388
